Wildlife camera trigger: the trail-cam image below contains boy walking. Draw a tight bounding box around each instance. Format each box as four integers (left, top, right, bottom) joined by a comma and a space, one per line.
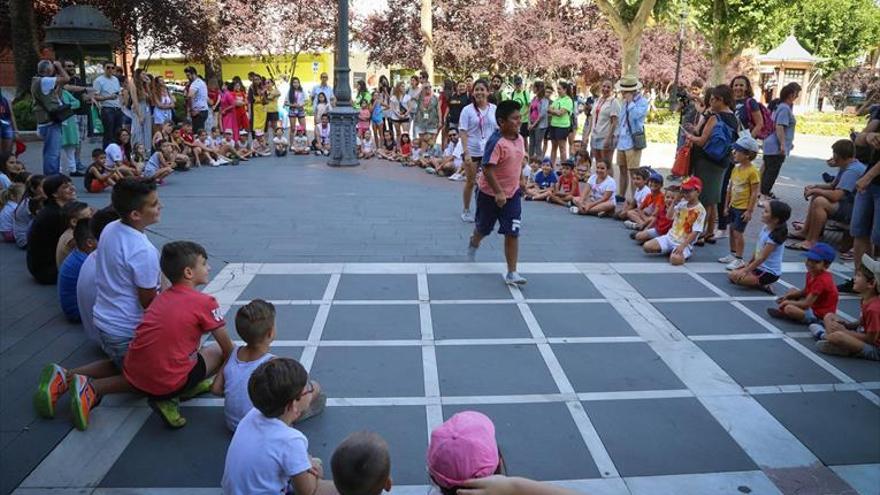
813, 254, 879, 361
719, 136, 761, 270
467, 101, 527, 285
767, 242, 839, 324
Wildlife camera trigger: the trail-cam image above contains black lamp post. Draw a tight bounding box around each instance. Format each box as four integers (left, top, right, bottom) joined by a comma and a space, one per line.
327, 0, 359, 167
669, 5, 689, 109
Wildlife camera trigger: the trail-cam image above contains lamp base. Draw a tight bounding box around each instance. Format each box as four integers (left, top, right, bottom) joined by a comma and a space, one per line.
327, 106, 360, 167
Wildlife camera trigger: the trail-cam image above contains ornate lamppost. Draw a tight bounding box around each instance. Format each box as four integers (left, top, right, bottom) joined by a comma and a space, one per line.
669, 4, 689, 109
327, 0, 359, 167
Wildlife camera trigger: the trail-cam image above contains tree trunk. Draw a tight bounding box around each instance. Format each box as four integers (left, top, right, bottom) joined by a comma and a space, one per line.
204, 58, 222, 83
9, 0, 38, 100
621, 33, 641, 78
709, 49, 734, 86
421, 0, 433, 83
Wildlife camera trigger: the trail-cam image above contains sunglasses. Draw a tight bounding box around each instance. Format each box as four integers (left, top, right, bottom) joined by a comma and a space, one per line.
105, 66, 115, 70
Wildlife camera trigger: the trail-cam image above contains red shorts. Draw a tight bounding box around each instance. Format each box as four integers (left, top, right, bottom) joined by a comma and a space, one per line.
88, 181, 108, 193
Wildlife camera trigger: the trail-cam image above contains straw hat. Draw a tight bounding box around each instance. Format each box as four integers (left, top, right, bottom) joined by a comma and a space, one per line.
615, 76, 643, 92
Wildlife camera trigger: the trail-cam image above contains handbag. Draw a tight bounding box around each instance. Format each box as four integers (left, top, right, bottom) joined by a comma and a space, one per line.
625, 104, 646, 150
672, 141, 692, 177
34, 94, 73, 124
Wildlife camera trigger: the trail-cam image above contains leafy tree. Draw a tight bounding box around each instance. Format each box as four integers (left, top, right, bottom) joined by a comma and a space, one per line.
593, 0, 664, 77
1, 0, 59, 98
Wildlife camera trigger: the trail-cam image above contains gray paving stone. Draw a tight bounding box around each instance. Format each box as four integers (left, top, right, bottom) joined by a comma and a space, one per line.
431, 304, 531, 340
333, 274, 419, 300
739, 300, 813, 333
309, 346, 424, 397
322, 304, 421, 340
552, 343, 685, 393
622, 273, 713, 299
585, 397, 756, 477
653, 301, 773, 336
837, 298, 862, 318
427, 274, 514, 300
444, 402, 601, 479
755, 392, 880, 465
696, 271, 785, 296
436, 345, 557, 396
529, 303, 637, 338
792, 337, 880, 383
239, 274, 330, 301
270, 347, 303, 362
696, 339, 842, 387
516, 273, 603, 299
227, 304, 317, 341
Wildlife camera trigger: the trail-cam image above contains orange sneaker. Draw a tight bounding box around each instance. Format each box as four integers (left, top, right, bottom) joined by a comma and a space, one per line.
33, 363, 69, 419
69, 375, 99, 431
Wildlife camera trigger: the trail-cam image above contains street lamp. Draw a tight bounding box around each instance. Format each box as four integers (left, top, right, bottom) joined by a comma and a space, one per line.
327, 0, 358, 167
669, 4, 689, 109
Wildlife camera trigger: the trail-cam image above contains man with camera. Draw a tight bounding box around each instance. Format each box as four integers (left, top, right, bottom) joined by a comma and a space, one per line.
31, 59, 71, 175
670, 80, 704, 180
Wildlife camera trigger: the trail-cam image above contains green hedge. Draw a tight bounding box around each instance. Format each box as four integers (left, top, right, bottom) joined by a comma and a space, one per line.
13, 97, 36, 131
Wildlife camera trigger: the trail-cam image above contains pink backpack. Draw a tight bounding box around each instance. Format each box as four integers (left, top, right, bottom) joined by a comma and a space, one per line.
746, 98, 774, 140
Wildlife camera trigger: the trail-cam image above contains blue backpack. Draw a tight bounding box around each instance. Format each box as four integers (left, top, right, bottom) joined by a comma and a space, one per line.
703, 114, 736, 163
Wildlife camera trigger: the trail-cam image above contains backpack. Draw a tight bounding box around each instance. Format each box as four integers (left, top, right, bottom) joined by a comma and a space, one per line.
703, 113, 736, 163
745, 98, 774, 140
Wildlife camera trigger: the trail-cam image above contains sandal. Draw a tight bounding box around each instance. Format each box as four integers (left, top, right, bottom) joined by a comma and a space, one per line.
785, 240, 811, 251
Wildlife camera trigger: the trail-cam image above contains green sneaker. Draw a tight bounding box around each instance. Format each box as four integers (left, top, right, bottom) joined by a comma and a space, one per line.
148, 398, 187, 429
69, 375, 99, 431
179, 378, 214, 402
34, 363, 69, 419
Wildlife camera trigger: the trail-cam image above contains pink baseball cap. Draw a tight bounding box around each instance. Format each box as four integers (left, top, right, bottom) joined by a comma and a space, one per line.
427, 411, 499, 488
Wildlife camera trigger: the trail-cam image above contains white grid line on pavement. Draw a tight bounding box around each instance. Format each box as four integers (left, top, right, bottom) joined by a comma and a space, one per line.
417, 272, 444, 440
254, 336, 647, 348
298, 273, 340, 371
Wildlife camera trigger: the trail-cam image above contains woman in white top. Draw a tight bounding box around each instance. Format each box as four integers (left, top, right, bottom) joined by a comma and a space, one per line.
151, 77, 175, 135
584, 80, 620, 168
457, 79, 497, 223
571, 160, 616, 216
389, 81, 411, 143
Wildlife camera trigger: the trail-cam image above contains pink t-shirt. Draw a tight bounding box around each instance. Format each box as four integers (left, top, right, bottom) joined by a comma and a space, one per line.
478, 134, 525, 198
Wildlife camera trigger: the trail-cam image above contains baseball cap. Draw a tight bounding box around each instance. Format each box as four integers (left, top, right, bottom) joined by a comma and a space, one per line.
561, 159, 574, 168
427, 411, 499, 488
680, 176, 703, 192
648, 171, 663, 184
513, 75, 523, 85
223, 129, 233, 134
541, 157, 551, 165
861, 254, 880, 281
802, 242, 836, 263
733, 136, 759, 154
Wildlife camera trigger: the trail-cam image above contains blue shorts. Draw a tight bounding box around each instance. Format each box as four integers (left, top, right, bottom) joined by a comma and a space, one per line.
850, 183, 880, 244
804, 308, 819, 325
289, 109, 305, 118
475, 189, 522, 237
728, 207, 749, 232
99, 333, 132, 368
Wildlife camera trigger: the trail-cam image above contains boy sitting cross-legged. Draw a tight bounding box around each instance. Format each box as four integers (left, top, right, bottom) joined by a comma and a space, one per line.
221, 358, 334, 495
616, 167, 650, 220
642, 176, 706, 265
767, 242, 839, 325
212, 299, 326, 432
624, 171, 664, 230
34, 241, 234, 430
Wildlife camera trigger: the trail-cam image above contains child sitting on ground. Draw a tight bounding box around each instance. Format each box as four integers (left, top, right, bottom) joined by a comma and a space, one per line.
549, 160, 580, 206
0, 183, 24, 242
615, 167, 650, 220
633, 184, 677, 245
84, 149, 121, 193
377, 129, 397, 160
426, 128, 463, 177
575, 149, 591, 182
728, 200, 791, 293
428, 411, 506, 495
169, 126, 193, 170
58, 220, 96, 323
35, 240, 234, 430
143, 140, 176, 181
219, 129, 251, 162
397, 133, 413, 164
718, 136, 760, 270
251, 131, 272, 157
767, 242, 838, 324
570, 160, 616, 216
292, 127, 310, 155
272, 127, 289, 157
131, 143, 147, 174
221, 358, 333, 495
197, 128, 229, 165
314, 114, 331, 156
55, 201, 92, 268
642, 176, 705, 265
331, 431, 393, 495
526, 158, 556, 201
211, 299, 325, 431
812, 254, 879, 361
624, 171, 663, 230
358, 131, 376, 160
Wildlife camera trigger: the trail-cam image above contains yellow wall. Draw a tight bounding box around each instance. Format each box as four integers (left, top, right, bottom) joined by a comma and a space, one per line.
140, 53, 333, 84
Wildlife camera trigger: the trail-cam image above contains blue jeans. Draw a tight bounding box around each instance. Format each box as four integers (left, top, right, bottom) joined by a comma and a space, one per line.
100, 107, 123, 149
850, 183, 880, 244
37, 123, 62, 175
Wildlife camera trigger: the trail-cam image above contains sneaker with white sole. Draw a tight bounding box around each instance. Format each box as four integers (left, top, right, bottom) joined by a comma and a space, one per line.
505, 272, 527, 285
718, 254, 737, 264
808, 323, 826, 340
34, 363, 68, 419
569, 206, 580, 215
426, 167, 437, 175
461, 210, 475, 223
725, 258, 746, 270
623, 220, 639, 230
714, 229, 729, 239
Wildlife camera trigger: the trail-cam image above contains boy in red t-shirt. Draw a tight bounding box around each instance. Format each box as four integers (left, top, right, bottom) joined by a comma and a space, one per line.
549, 160, 581, 206
624, 172, 663, 229
633, 185, 678, 245
34, 241, 234, 430
814, 254, 880, 361
767, 242, 839, 324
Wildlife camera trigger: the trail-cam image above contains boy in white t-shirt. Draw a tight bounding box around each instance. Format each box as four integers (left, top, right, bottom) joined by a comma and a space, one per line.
272, 127, 289, 157
427, 128, 464, 177
644, 176, 707, 265
616, 167, 650, 220
292, 128, 310, 155
314, 114, 331, 156
212, 299, 325, 432
221, 358, 333, 495
358, 132, 375, 160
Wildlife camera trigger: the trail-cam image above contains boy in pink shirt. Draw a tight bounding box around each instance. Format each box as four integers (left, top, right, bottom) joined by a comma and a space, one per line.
468, 100, 527, 285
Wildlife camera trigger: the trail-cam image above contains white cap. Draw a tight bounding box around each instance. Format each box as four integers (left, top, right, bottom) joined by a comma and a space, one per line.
733, 135, 759, 153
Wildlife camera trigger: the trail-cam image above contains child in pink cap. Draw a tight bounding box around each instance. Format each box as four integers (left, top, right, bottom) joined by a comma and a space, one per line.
427, 411, 505, 494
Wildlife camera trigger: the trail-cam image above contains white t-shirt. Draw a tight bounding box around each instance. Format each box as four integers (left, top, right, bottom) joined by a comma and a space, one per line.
93, 75, 121, 109
223, 347, 275, 431
221, 408, 311, 495
458, 103, 498, 158
444, 140, 464, 167
189, 77, 209, 112
76, 252, 100, 344
293, 135, 308, 149
0, 200, 17, 233
633, 185, 649, 205
588, 174, 617, 202
92, 220, 160, 339
272, 136, 288, 147
105, 143, 124, 167
360, 138, 375, 153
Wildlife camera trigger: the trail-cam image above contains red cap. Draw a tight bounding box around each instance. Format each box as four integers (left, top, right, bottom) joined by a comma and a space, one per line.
681, 176, 703, 192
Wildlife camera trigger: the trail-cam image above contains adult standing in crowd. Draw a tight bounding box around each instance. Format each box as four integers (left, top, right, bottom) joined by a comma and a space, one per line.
185, 66, 210, 133
33, 60, 71, 176
151, 76, 175, 136
265, 79, 281, 132
355, 80, 372, 109
128, 69, 153, 155
377, 75, 393, 133
413, 83, 440, 161
286, 77, 307, 137
547, 81, 573, 165
250, 76, 268, 136
93, 61, 122, 149
458, 79, 497, 223
488, 74, 505, 105
567, 82, 581, 153
615, 76, 649, 200
510, 76, 530, 153
407, 75, 422, 136
527, 81, 549, 161
311, 72, 335, 110
389, 81, 410, 142
585, 79, 620, 170
63, 60, 91, 175
439, 79, 452, 149
445, 80, 470, 139
761, 82, 801, 203
0, 93, 17, 156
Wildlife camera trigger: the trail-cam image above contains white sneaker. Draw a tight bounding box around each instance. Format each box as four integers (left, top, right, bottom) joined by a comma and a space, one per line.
623, 220, 639, 230
209, 159, 220, 167
461, 210, 475, 223
714, 229, 729, 239
449, 172, 465, 181
569, 206, 580, 215
505, 272, 528, 285
718, 254, 736, 264
725, 258, 746, 271
426, 167, 437, 175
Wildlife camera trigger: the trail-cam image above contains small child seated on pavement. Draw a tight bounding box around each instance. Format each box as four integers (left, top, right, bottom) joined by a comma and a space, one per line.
718, 136, 761, 270
575, 149, 590, 182
767, 242, 839, 324
219, 129, 250, 162
811, 254, 879, 361
84, 149, 121, 193
58, 220, 96, 323
331, 431, 393, 495
632, 184, 677, 244
549, 160, 580, 206
358, 132, 376, 160
570, 160, 616, 216
642, 176, 706, 265
55, 200, 92, 268
273, 127, 289, 157
34, 240, 234, 430
292, 127, 310, 155
143, 140, 176, 181
728, 200, 791, 292
428, 411, 506, 495
525, 158, 556, 201
221, 358, 333, 495
196, 128, 230, 165
252, 130, 273, 157
624, 171, 663, 230
0, 182, 24, 241
376, 129, 397, 161
212, 299, 325, 432
314, 114, 332, 156
615, 167, 650, 220
397, 133, 413, 164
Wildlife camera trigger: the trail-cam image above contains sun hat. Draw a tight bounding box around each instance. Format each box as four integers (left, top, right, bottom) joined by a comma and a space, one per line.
733, 135, 759, 154
802, 242, 836, 263
615, 76, 643, 92
427, 411, 499, 489
680, 176, 703, 192
862, 254, 880, 281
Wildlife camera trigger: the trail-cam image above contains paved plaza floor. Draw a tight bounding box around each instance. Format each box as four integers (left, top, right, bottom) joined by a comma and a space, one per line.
2, 140, 878, 494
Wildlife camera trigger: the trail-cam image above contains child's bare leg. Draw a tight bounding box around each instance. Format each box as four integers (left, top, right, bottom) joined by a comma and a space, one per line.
92, 374, 135, 396
198, 343, 225, 375
729, 269, 759, 287
588, 200, 615, 215
504, 235, 518, 274
634, 230, 652, 244
69, 359, 118, 380
781, 303, 807, 322
826, 331, 866, 355
823, 313, 849, 334
732, 230, 745, 258
643, 238, 662, 254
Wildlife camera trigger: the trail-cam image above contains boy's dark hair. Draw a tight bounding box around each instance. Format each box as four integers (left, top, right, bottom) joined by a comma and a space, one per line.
831, 139, 855, 160
160, 240, 207, 283
42, 174, 71, 201
89, 205, 120, 241
73, 219, 95, 251
495, 100, 520, 122
561, 160, 574, 169
92, 148, 105, 158
61, 201, 89, 226
235, 299, 276, 345
631, 167, 650, 180
248, 357, 308, 418
767, 200, 791, 244
858, 263, 877, 284
111, 178, 157, 221
331, 431, 391, 495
